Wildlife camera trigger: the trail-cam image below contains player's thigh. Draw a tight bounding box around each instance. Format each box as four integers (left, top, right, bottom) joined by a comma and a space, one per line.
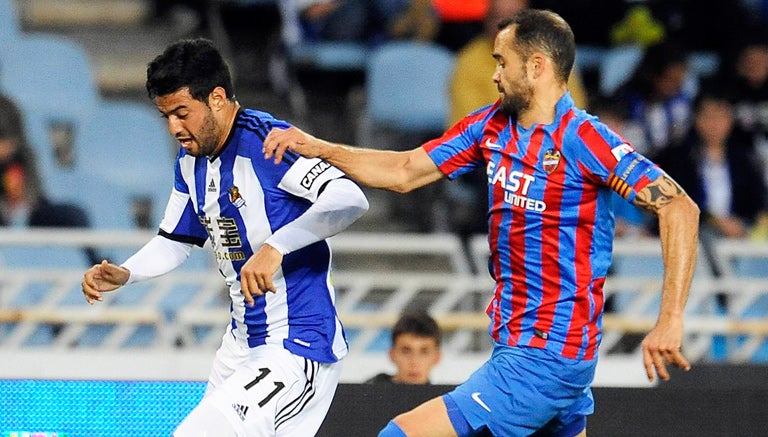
183, 345, 340, 437
393, 396, 458, 437
206, 329, 250, 395
273, 357, 342, 437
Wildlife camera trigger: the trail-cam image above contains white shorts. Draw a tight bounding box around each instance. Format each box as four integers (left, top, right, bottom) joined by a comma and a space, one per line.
174, 329, 342, 437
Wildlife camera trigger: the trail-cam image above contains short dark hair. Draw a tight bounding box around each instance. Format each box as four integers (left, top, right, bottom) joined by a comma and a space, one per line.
391, 311, 442, 345
146, 38, 235, 102
498, 9, 575, 83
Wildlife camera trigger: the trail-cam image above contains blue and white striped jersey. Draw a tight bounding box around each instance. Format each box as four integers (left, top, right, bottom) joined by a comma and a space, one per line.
159, 109, 348, 363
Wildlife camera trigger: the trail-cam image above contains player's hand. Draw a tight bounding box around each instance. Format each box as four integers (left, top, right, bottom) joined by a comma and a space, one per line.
641, 314, 691, 382
239, 244, 283, 306
81, 260, 130, 305
263, 126, 324, 164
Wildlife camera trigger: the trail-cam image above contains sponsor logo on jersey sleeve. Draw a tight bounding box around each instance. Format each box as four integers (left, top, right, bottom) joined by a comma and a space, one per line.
610, 143, 634, 162
300, 161, 332, 189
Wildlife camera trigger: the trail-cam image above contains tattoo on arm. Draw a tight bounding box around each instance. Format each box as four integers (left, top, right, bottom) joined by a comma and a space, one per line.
633, 175, 685, 213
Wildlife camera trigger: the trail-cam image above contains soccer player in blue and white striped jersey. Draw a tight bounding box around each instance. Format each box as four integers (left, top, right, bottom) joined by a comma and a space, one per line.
81, 38, 368, 436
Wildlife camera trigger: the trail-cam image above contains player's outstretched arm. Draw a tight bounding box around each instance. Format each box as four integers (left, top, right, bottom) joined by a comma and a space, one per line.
81, 260, 130, 304
633, 173, 700, 381
263, 126, 444, 193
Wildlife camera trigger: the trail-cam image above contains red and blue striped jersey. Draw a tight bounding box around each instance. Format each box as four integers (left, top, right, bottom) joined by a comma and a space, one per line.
423, 93, 663, 360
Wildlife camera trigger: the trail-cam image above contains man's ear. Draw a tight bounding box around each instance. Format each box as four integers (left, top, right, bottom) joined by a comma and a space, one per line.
208, 86, 227, 110
529, 53, 546, 79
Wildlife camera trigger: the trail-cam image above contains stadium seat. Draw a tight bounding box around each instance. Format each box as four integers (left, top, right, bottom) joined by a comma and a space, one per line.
0, 33, 99, 120
44, 168, 137, 230
0, 0, 20, 41
687, 51, 721, 79
74, 100, 176, 227
599, 44, 644, 97
365, 41, 455, 136
0, 33, 100, 193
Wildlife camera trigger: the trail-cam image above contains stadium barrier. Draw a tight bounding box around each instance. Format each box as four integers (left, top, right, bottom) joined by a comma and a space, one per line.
1, 228, 768, 387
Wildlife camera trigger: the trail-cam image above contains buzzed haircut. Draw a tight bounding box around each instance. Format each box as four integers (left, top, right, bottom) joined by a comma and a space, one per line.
498, 9, 576, 83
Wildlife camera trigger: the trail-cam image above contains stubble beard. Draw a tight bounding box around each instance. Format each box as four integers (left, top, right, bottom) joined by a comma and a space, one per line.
189, 109, 221, 157
499, 84, 532, 118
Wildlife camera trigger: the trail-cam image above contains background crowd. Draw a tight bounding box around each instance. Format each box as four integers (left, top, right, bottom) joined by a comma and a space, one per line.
2, 0, 768, 245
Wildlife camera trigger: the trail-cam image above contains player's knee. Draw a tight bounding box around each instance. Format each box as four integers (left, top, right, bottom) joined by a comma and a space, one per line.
378, 420, 408, 437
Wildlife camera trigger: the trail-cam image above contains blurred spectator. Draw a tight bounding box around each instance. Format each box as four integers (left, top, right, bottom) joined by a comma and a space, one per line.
148, 0, 211, 38
389, 0, 439, 42
0, 93, 100, 264
432, 0, 489, 51
654, 87, 768, 240
590, 97, 651, 238
612, 40, 694, 158
299, 0, 411, 44
530, 0, 629, 47
720, 28, 768, 187
365, 311, 442, 384
647, 0, 753, 58
609, 4, 665, 47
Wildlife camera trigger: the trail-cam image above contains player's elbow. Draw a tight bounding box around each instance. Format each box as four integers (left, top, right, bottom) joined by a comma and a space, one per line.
659, 194, 700, 222
389, 181, 418, 194
349, 189, 370, 219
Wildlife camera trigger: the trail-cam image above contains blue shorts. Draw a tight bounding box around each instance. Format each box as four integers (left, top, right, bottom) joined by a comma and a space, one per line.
444, 345, 596, 437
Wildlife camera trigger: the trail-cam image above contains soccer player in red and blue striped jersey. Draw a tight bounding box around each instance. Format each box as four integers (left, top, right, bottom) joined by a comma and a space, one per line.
265, 9, 700, 437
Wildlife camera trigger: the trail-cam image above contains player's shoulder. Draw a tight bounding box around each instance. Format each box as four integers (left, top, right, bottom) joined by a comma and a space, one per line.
235, 108, 284, 138
562, 107, 619, 146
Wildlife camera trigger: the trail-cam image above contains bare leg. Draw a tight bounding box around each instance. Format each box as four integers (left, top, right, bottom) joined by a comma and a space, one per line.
393, 396, 458, 437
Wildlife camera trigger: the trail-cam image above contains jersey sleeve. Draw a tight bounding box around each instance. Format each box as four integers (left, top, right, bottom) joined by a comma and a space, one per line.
573, 118, 664, 203
277, 156, 347, 202
157, 159, 208, 246
420, 107, 489, 180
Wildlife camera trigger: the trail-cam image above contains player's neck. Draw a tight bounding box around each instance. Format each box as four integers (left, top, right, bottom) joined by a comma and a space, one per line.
518, 85, 567, 128
211, 101, 241, 155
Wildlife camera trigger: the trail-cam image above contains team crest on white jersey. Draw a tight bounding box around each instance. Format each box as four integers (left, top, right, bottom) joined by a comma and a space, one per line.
228, 186, 246, 208
542, 149, 561, 174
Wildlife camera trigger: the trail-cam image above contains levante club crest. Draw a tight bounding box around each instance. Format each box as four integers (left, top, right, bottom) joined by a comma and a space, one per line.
542, 149, 561, 174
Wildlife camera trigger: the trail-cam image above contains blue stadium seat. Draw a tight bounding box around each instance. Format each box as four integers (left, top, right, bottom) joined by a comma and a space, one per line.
687, 51, 721, 79
599, 45, 644, 96
0, 0, 20, 41
44, 168, 136, 229
0, 33, 100, 200
0, 33, 99, 122
366, 41, 456, 135
288, 41, 369, 72
74, 100, 176, 227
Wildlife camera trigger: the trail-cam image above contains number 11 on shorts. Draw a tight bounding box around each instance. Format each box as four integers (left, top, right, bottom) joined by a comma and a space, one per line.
244, 367, 286, 407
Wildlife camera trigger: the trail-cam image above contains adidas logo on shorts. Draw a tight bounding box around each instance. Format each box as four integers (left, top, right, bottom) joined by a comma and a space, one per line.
232, 403, 249, 421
